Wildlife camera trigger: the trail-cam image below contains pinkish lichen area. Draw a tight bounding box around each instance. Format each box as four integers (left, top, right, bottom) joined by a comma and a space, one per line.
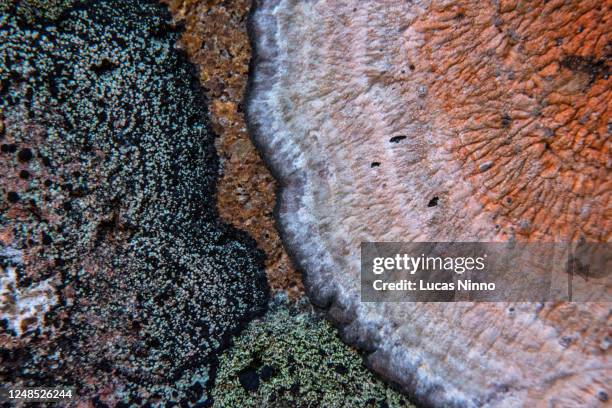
247, 0, 611, 406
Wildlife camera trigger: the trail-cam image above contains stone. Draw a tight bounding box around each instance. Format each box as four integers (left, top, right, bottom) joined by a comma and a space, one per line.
161, 0, 304, 298
212, 295, 416, 408
0, 1, 267, 404
247, 0, 611, 406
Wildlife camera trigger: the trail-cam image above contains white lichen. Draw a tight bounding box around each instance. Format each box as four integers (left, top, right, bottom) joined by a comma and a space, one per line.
0, 262, 57, 337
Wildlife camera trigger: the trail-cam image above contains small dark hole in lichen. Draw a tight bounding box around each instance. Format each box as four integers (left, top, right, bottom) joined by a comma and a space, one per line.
187, 114, 199, 127
389, 135, 407, 143
19, 170, 30, 179
42, 232, 53, 245
334, 364, 348, 375
91, 59, 118, 75
7, 191, 20, 203
506, 197, 512, 204
238, 369, 260, 392
40, 154, 51, 167
17, 148, 33, 162
189, 381, 204, 401
371, 162, 381, 168
427, 196, 438, 207
259, 365, 276, 381
1, 143, 16, 153
501, 113, 511, 128
409, 64, 415, 71
48, 79, 59, 98
290, 382, 300, 395
97, 110, 107, 123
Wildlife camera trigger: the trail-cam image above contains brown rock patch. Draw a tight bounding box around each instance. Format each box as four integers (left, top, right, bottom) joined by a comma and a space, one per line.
161, 0, 303, 298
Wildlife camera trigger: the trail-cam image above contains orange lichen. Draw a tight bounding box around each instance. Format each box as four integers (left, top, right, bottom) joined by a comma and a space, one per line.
246, 1, 611, 405
413, 0, 610, 242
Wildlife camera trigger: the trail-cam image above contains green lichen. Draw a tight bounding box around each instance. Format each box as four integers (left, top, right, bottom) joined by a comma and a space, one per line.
212, 296, 416, 408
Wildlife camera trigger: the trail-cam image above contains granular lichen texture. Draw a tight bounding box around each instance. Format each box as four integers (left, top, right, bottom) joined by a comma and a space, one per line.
247, 0, 610, 407
0, 0, 267, 405
161, 0, 303, 298
212, 296, 415, 408
0, 0, 76, 22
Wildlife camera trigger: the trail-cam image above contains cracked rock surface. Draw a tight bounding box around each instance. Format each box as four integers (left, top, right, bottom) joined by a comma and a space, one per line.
247, 0, 610, 406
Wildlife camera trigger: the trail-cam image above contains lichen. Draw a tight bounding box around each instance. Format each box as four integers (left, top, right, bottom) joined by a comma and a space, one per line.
161, 0, 304, 298
0, 0, 268, 404
0, 0, 77, 22
212, 295, 415, 408
246, 0, 611, 406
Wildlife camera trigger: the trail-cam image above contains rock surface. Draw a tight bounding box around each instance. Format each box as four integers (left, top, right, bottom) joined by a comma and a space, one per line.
213, 295, 415, 408
0, 1, 267, 404
161, 0, 303, 298
247, 0, 611, 406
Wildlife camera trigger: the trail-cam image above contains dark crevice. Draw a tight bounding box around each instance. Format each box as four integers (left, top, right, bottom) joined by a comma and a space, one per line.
389, 135, 406, 143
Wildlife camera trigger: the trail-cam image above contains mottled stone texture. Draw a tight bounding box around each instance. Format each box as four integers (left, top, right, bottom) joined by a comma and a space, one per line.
0, 1, 267, 405
248, 0, 610, 407
161, 0, 303, 298
213, 295, 416, 408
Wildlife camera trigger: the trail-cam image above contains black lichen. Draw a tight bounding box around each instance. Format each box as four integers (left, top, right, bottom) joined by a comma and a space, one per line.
0, 0, 268, 404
